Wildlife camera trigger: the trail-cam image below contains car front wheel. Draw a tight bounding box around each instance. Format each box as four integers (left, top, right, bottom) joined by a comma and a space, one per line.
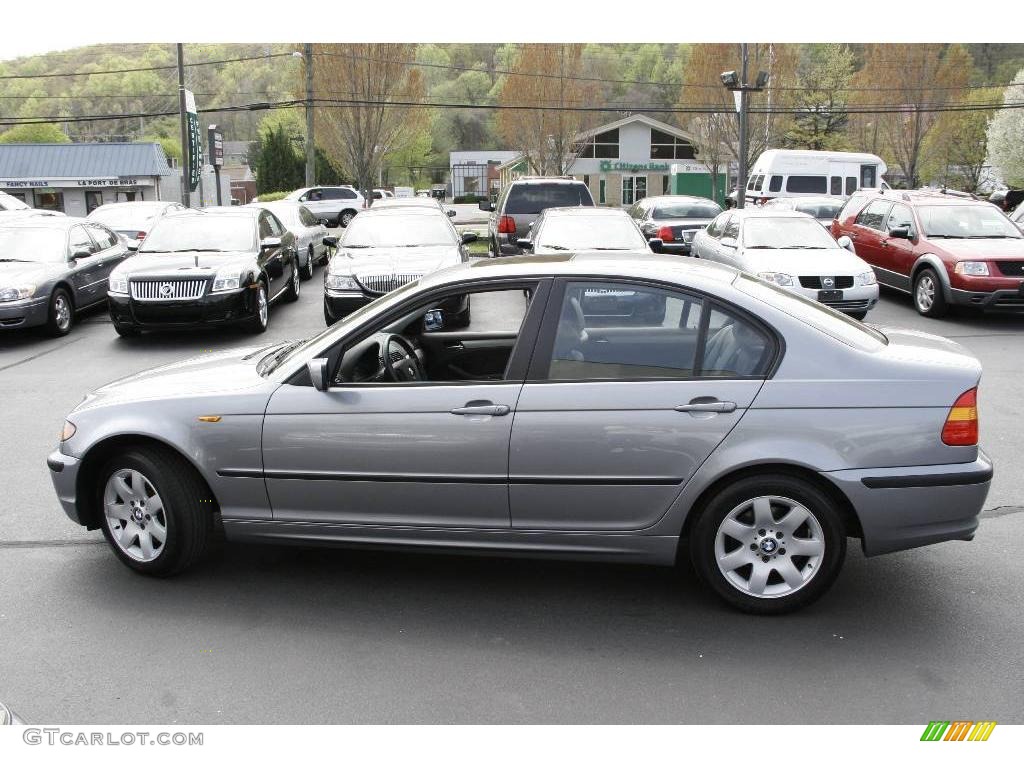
913, 267, 948, 317
98, 447, 217, 576
689, 475, 846, 614
45, 288, 73, 336
243, 281, 269, 333
339, 210, 355, 227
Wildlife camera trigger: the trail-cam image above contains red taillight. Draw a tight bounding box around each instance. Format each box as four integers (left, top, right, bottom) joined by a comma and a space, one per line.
657, 226, 674, 242
135, 231, 146, 242
498, 215, 517, 234
941, 387, 979, 446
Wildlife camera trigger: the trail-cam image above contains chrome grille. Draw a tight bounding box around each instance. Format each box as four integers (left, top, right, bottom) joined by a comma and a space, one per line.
130, 278, 207, 301
798, 275, 854, 289
355, 273, 421, 295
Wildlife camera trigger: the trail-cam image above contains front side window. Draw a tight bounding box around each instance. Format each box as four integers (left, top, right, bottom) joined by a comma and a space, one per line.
707, 213, 731, 238
855, 200, 892, 231
768, 175, 783, 192
544, 282, 773, 381
86, 223, 117, 250
68, 225, 97, 255
886, 203, 915, 234
785, 176, 828, 194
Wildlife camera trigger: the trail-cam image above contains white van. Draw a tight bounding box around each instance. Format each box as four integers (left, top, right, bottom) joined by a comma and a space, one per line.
745, 150, 887, 204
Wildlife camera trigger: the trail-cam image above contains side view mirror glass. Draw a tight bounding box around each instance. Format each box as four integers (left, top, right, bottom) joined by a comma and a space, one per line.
423, 309, 445, 332
307, 358, 329, 391
836, 235, 856, 252
888, 225, 911, 240
126, 243, 139, 252
461, 232, 478, 244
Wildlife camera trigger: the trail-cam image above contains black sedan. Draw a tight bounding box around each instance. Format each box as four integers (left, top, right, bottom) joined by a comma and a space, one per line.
107, 207, 300, 336
627, 195, 723, 255
0, 216, 129, 336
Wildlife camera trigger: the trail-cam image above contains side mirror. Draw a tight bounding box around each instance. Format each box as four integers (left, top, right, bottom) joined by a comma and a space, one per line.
720, 237, 737, 249
478, 200, 494, 212
261, 236, 282, 250
446, 208, 457, 218
516, 238, 533, 252
423, 308, 445, 332
322, 236, 339, 248
70, 249, 91, 263
648, 238, 663, 253
126, 242, 139, 252
836, 235, 856, 252
461, 232, 478, 244
888, 225, 911, 240
307, 358, 329, 391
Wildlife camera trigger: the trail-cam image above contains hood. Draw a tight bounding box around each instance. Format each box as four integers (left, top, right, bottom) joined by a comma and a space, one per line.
111, 251, 254, 279
928, 237, 1024, 259
738, 247, 870, 276
332, 245, 461, 277
0, 260, 65, 287
74, 342, 283, 412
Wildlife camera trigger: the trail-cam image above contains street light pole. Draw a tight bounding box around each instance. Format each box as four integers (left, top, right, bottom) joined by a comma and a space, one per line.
737, 43, 750, 210
176, 43, 190, 208
304, 43, 315, 188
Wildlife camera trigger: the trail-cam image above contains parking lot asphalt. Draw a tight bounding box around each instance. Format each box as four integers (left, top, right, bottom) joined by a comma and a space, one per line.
1, 264, 1022, 723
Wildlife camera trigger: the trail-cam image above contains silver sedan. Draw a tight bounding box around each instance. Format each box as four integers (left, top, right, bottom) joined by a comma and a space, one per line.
48, 254, 991, 614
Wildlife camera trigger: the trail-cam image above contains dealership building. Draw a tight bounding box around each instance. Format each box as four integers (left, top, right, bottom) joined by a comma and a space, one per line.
498, 114, 729, 206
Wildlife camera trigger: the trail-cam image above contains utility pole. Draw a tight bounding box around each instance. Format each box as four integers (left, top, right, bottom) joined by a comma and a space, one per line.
176, 44, 190, 208
304, 43, 315, 187
721, 46, 768, 210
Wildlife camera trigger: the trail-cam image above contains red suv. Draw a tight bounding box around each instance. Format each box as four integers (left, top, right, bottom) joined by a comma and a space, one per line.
832, 190, 1024, 317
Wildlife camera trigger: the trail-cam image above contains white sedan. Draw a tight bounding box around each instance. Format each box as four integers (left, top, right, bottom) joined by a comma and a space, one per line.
692, 208, 879, 319
247, 200, 330, 280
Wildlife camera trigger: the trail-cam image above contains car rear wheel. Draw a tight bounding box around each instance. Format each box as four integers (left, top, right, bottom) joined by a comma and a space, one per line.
45, 288, 73, 337
98, 447, 217, 576
243, 281, 269, 333
300, 247, 315, 280
689, 475, 846, 614
913, 267, 948, 318
339, 210, 355, 227
284, 258, 300, 303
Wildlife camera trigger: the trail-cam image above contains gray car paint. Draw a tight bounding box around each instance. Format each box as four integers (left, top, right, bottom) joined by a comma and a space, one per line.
49, 253, 990, 565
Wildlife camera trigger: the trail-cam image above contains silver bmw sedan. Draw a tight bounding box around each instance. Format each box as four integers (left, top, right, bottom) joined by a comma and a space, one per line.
47, 253, 991, 614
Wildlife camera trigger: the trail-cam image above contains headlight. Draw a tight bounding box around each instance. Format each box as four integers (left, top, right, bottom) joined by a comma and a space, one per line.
108, 275, 128, 294
60, 420, 76, 442
954, 261, 989, 276
211, 269, 242, 292
0, 285, 36, 302
856, 270, 877, 286
757, 272, 795, 287
325, 274, 359, 291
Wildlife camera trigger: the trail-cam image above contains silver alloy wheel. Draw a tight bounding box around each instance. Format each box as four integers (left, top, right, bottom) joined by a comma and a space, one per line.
916, 273, 935, 312
714, 495, 825, 598
340, 211, 354, 227
103, 468, 168, 562
53, 294, 71, 331
257, 285, 268, 327
292, 261, 300, 294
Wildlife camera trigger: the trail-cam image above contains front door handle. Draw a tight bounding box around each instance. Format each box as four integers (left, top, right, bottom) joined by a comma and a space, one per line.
675, 400, 737, 414
450, 402, 510, 417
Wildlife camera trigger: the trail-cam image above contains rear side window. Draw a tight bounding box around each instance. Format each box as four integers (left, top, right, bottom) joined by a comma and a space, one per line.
785, 176, 828, 193
830, 176, 842, 196
845, 177, 857, 195
768, 175, 783, 192
837, 193, 869, 223
855, 200, 892, 231
505, 183, 594, 215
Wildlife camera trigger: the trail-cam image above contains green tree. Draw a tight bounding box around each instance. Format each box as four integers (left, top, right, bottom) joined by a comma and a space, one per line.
920, 88, 1000, 192
143, 135, 181, 162
785, 44, 855, 150
987, 70, 1024, 188
0, 123, 70, 144
253, 124, 303, 194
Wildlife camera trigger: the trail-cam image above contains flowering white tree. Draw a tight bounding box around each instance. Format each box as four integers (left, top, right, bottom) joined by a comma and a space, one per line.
987, 69, 1024, 188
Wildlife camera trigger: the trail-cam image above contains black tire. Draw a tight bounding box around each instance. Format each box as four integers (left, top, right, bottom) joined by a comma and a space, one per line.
324, 304, 337, 326
97, 446, 218, 576
339, 210, 356, 228
300, 247, 315, 280
44, 287, 73, 337
283, 258, 301, 303
689, 474, 846, 615
243, 280, 269, 334
113, 322, 139, 337
913, 267, 949, 318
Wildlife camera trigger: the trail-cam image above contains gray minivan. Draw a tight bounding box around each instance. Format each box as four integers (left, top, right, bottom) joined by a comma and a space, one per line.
481, 177, 594, 256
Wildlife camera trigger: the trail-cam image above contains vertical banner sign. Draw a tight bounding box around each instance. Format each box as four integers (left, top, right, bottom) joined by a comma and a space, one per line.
184, 90, 202, 192
208, 125, 224, 167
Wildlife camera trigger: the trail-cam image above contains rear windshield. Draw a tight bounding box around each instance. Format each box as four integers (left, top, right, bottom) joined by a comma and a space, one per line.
652, 201, 722, 220
737, 273, 888, 350
89, 207, 160, 230
538, 214, 648, 251
794, 202, 843, 220
505, 184, 593, 215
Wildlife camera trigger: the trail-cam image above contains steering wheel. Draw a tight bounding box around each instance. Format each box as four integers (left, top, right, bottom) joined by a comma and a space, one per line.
381, 334, 424, 382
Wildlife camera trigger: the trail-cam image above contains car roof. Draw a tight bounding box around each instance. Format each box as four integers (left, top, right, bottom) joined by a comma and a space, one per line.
641, 195, 720, 206
91, 201, 171, 210
725, 208, 813, 219
200, 206, 261, 217
507, 177, 587, 186
0, 215, 83, 230
863, 189, 991, 207
539, 206, 629, 218
357, 206, 449, 219
767, 196, 842, 206
371, 198, 442, 208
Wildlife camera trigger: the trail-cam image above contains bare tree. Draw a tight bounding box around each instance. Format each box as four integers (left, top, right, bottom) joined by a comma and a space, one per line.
311, 44, 427, 198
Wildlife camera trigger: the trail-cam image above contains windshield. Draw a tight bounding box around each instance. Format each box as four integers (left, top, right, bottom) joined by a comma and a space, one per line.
505, 184, 593, 215
794, 202, 843, 220
917, 205, 1022, 239
538, 215, 647, 251
141, 216, 255, 252
743, 218, 839, 249
652, 202, 722, 220
89, 207, 160, 230
0, 227, 67, 262
737, 273, 888, 350
342, 214, 456, 248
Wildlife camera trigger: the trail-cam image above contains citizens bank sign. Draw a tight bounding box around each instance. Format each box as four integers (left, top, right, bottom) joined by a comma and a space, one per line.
599, 161, 670, 172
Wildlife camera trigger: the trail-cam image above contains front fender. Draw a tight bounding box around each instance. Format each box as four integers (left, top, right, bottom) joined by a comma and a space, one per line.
912, 254, 951, 300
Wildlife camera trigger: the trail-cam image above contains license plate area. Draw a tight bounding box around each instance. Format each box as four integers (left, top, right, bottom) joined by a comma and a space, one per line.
818, 289, 844, 301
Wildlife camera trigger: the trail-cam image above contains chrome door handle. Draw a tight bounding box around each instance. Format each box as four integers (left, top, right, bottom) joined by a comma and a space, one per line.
675, 401, 737, 413
450, 404, 510, 416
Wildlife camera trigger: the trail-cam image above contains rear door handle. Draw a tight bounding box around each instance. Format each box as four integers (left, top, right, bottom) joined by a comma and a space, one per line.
450, 402, 510, 417
675, 401, 737, 414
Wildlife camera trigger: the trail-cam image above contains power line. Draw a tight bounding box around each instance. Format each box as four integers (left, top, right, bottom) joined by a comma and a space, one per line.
0, 52, 294, 81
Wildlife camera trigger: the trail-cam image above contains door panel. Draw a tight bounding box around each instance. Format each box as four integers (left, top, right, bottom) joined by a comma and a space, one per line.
419, 332, 518, 381
262, 382, 521, 527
